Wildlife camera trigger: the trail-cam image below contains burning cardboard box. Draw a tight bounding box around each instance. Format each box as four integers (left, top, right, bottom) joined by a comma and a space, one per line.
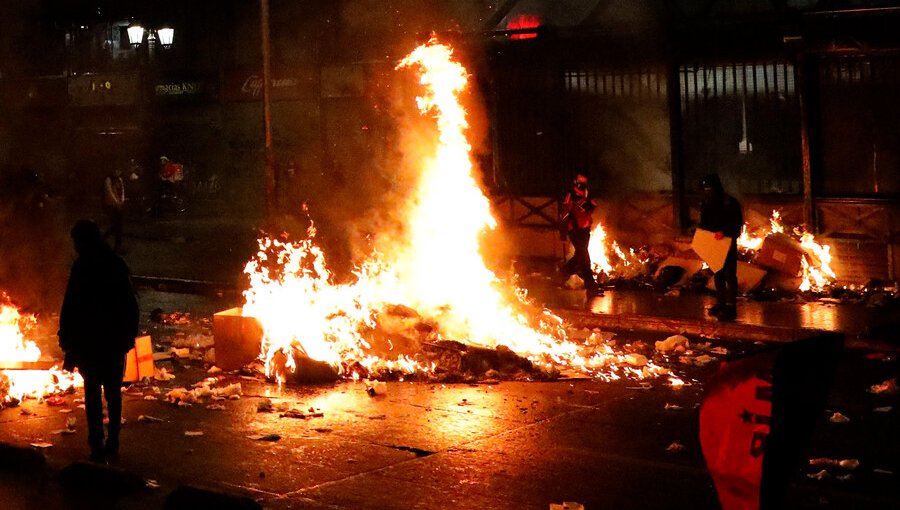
755, 233, 804, 276
213, 308, 264, 371
212, 308, 339, 382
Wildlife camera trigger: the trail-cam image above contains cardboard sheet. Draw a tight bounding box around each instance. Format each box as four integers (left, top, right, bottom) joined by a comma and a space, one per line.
692, 229, 733, 273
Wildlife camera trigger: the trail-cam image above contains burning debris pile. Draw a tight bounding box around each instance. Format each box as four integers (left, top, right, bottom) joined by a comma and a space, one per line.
581, 209, 899, 304
231, 38, 676, 385
0, 294, 81, 407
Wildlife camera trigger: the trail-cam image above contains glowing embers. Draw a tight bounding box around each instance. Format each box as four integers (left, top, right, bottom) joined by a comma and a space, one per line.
0, 294, 81, 406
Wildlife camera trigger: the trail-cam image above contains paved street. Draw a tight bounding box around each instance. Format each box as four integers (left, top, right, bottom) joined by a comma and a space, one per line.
1, 285, 898, 509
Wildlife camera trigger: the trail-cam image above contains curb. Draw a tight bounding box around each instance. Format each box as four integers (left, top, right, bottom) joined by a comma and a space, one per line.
559, 310, 899, 352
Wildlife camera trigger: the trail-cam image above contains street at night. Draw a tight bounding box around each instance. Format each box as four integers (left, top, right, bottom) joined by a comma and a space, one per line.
2, 1, 900, 509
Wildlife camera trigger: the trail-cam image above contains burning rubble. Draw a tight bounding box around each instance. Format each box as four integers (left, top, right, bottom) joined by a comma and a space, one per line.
0, 294, 81, 407
230, 37, 675, 385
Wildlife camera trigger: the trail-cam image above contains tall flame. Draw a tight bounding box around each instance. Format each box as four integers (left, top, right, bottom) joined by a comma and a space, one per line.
242, 37, 666, 382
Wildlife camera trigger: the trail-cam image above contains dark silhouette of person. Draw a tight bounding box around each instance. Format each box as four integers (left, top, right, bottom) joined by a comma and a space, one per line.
559, 173, 602, 297
102, 167, 126, 252
699, 174, 743, 321
58, 220, 139, 463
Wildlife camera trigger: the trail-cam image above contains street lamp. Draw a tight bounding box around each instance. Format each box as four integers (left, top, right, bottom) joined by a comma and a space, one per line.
127, 24, 145, 47
157, 27, 174, 49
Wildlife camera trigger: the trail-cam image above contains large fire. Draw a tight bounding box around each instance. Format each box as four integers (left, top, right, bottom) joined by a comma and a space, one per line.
242, 38, 668, 383
0, 295, 81, 405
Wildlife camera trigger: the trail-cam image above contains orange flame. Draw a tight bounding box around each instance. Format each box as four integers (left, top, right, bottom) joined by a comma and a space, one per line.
737, 210, 837, 292
1, 295, 82, 404
242, 37, 669, 382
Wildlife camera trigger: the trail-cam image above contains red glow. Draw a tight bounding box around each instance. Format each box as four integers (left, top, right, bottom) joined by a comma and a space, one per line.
506, 14, 540, 40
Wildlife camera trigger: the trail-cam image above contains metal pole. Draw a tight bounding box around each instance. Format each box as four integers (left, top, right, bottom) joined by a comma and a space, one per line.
796, 54, 815, 229
260, 0, 275, 218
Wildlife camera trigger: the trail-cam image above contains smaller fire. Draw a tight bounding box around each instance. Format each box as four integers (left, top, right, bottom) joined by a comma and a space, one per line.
588, 221, 646, 278
738, 210, 837, 292
1, 294, 81, 406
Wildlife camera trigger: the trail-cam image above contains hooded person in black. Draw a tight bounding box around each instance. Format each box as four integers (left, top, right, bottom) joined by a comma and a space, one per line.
699, 174, 743, 321
59, 220, 139, 462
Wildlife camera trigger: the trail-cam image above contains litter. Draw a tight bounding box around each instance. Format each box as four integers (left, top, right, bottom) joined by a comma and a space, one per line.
206, 404, 226, 411
143, 395, 157, 401
45, 396, 66, 406
247, 434, 281, 441
809, 458, 859, 470
30, 443, 53, 449
868, 379, 898, 395
154, 367, 176, 381
624, 354, 648, 367
664, 404, 684, 411
873, 468, 894, 475
138, 415, 164, 423
807, 469, 829, 480
366, 380, 387, 396
873, 406, 893, 413
257, 398, 274, 412
207, 366, 222, 375
655, 335, 689, 353
550, 503, 584, 510
837, 474, 853, 482
666, 441, 686, 453
146, 479, 160, 489
829, 412, 850, 423
184, 431, 204, 437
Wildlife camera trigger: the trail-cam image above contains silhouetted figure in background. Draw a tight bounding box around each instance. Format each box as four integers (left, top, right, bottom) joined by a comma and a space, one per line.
559, 173, 602, 297
58, 220, 139, 463
102, 167, 126, 252
699, 174, 743, 321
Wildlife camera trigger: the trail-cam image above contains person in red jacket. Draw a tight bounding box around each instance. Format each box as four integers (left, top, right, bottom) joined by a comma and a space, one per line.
559, 174, 602, 296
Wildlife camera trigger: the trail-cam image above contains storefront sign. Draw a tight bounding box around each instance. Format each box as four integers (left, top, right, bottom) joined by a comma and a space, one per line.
223, 68, 316, 102
68, 74, 139, 106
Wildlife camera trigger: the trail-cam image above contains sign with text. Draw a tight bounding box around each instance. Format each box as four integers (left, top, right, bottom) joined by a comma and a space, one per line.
68, 74, 139, 107
222, 68, 316, 102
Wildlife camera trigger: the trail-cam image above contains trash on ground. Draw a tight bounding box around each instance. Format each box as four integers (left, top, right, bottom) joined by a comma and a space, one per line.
45, 396, 66, 406
366, 380, 387, 396
144, 395, 157, 401
873, 468, 894, 475
206, 404, 226, 411
829, 412, 850, 423
625, 353, 648, 367
30, 442, 53, 449
655, 335, 689, 353
550, 503, 585, 510
145, 479, 160, 489
664, 403, 684, 411
809, 458, 860, 470
207, 366, 222, 374
138, 415, 164, 423
154, 367, 176, 381
247, 434, 281, 441
868, 379, 898, 395
807, 469, 829, 480
184, 431, 204, 437
257, 398, 274, 412
666, 441, 686, 453
873, 406, 893, 413
837, 474, 853, 482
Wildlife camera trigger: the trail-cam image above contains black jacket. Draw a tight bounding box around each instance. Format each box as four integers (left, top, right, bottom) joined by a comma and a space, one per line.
699, 193, 743, 240
58, 247, 139, 364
